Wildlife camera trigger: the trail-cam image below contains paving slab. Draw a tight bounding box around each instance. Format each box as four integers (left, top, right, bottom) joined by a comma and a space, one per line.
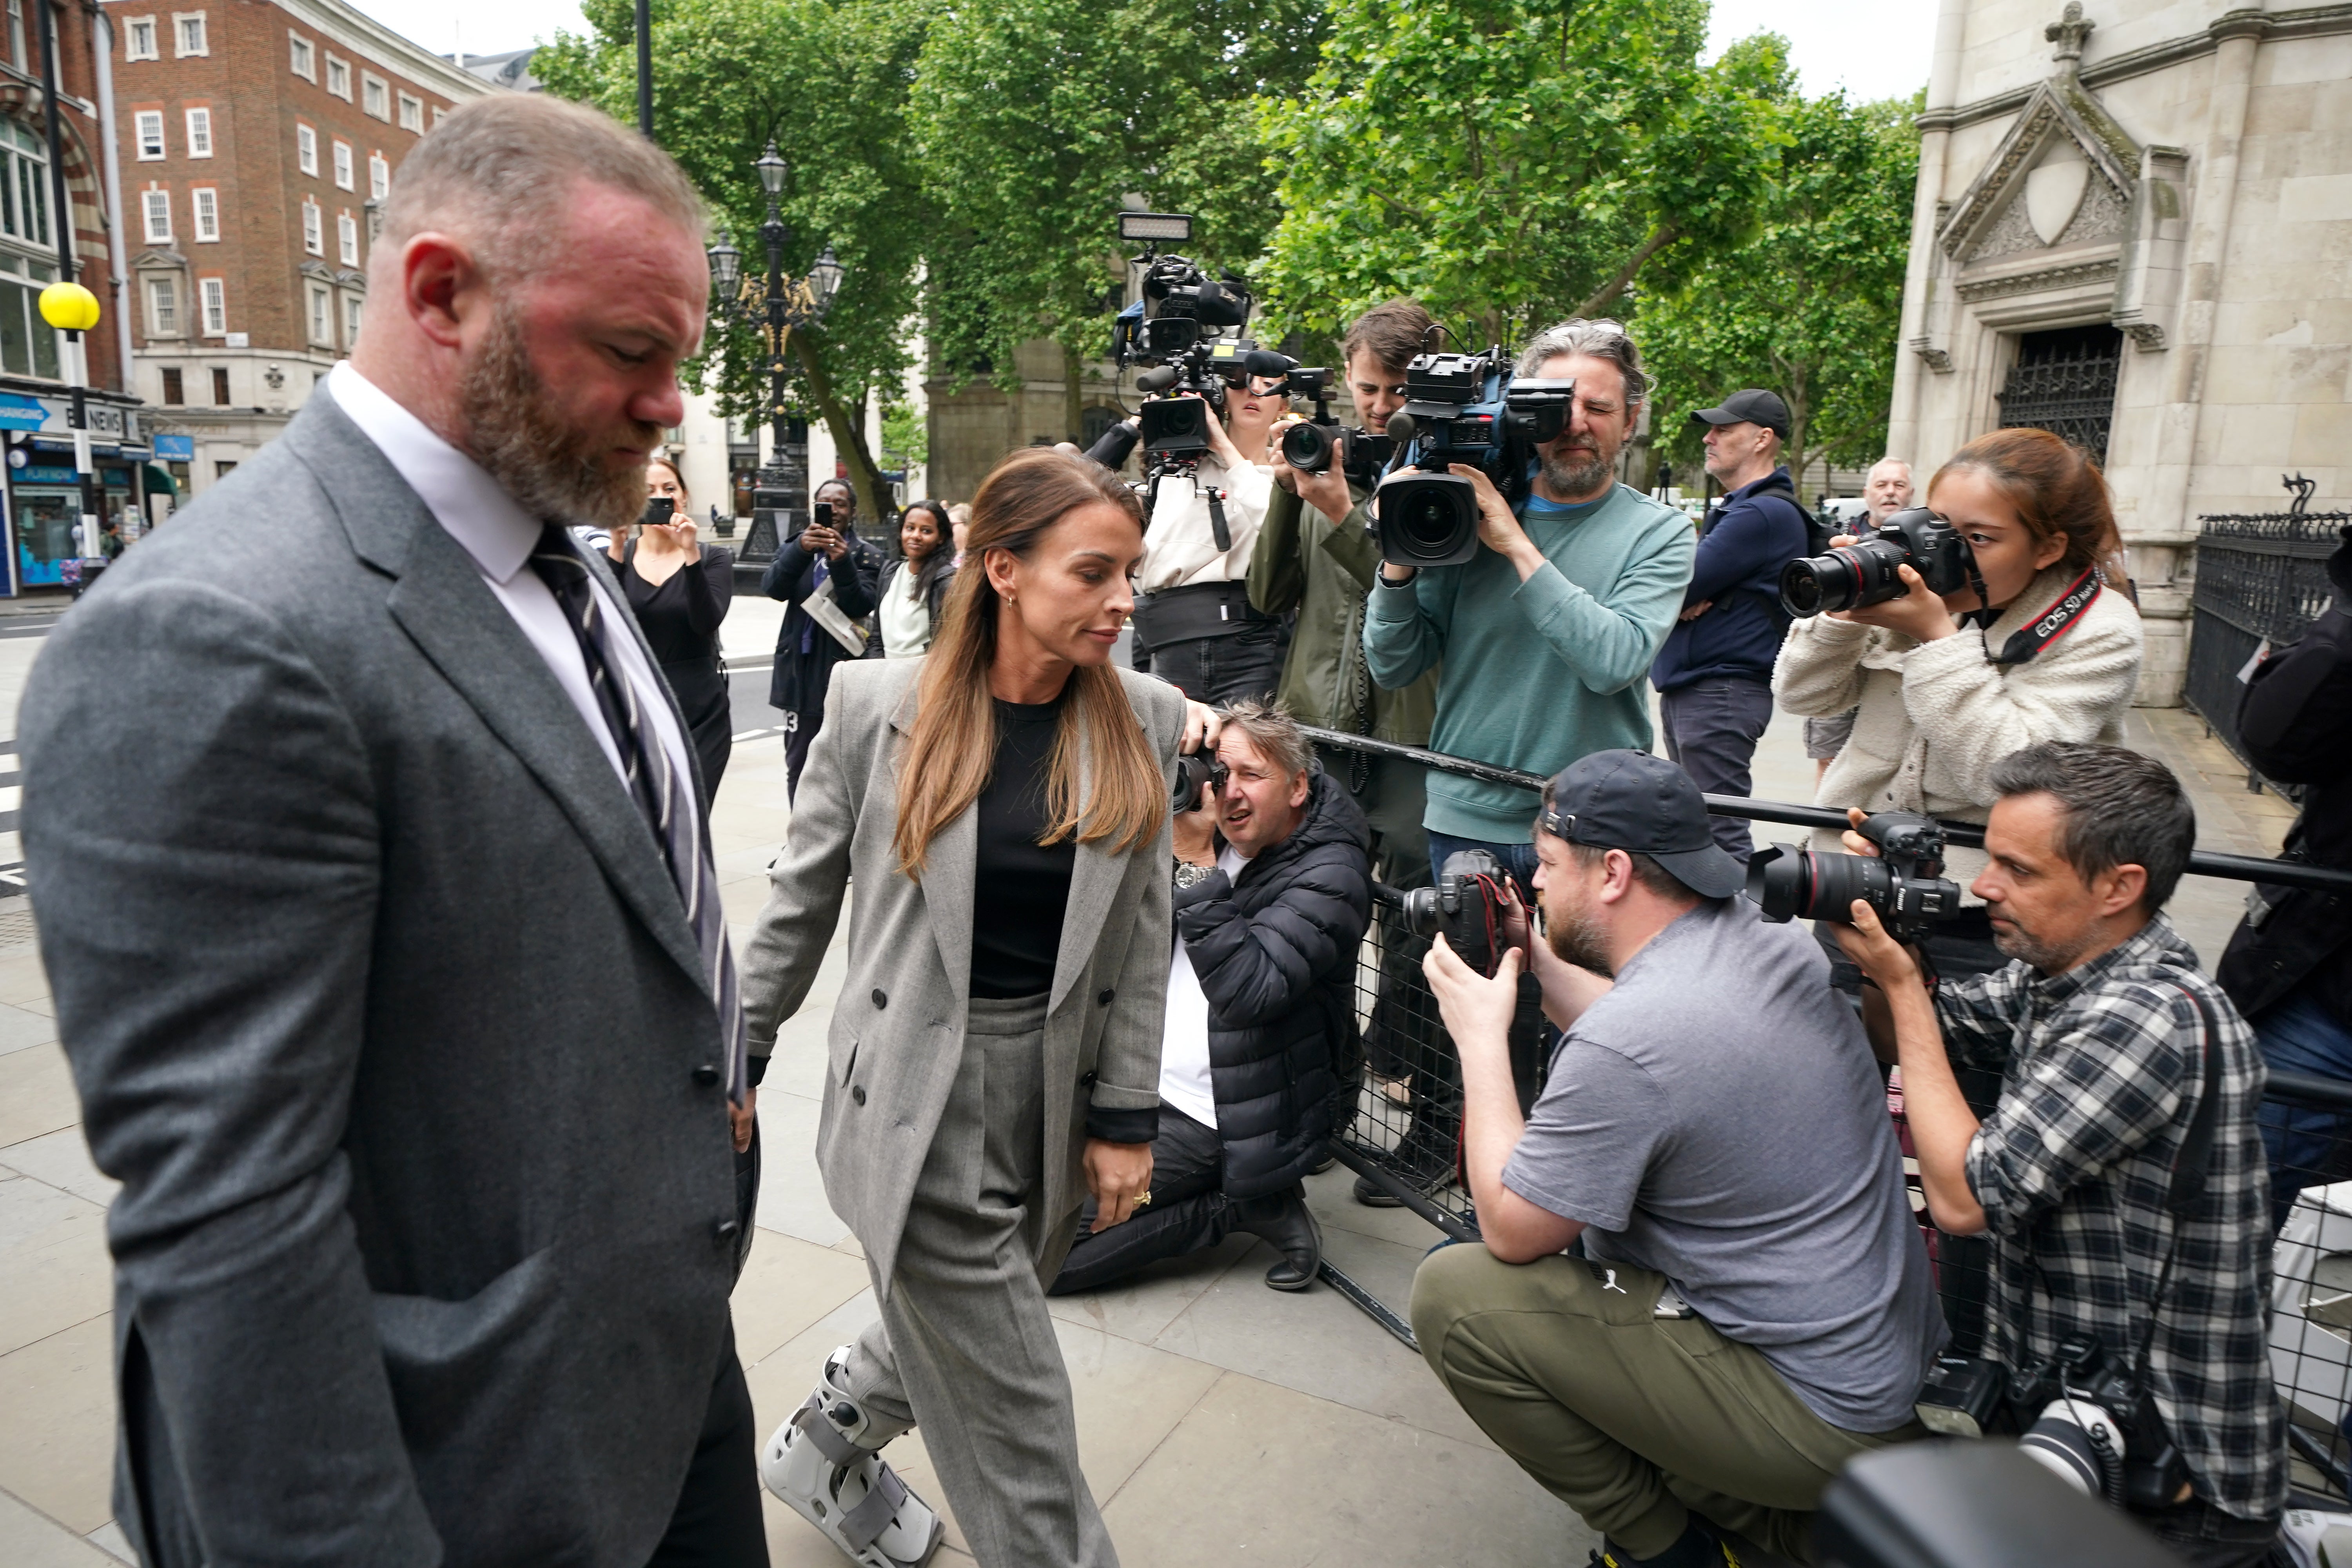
0, 1171, 111, 1359
0, 1130, 116, 1209
0, 1487, 118, 1568
0, 1315, 117, 1536
0, 1049, 85, 1177
0, 1000, 57, 1057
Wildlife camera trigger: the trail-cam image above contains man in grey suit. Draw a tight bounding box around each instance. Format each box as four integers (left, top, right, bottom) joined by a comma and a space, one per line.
20, 97, 768, 1566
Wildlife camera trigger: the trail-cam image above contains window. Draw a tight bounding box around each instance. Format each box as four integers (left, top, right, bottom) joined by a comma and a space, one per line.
123, 16, 157, 60
397, 92, 423, 134
288, 32, 314, 80
146, 276, 178, 336
210, 366, 229, 404
368, 152, 388, 200
431, 105, 445, 128
296, 123, 316, 176
343, 294, 361, 345
200, 278, 225, 336
184, 108, 211, 158
142, 188, 171, 243
331, 139, 351, 191
214, 458, 236, 478
191, 187, 218, 242
308, 283, 331, 345
0, 251, 59, 378
300, 198, 321, 256
335, 210, 357, 266
134, 111, 164, 160
7, 0, 25, 71
325, 55, 349, 100
361, 74, 387, 121
160, 364, 183, 403
0, 120, 51, 249
172, 11, 205, 56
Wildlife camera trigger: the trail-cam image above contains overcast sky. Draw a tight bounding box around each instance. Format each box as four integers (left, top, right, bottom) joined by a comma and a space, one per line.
349, 0, 1937, 103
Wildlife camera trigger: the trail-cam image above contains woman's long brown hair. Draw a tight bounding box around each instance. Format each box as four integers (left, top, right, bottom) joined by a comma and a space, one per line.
1930, 427, 2134, 595
891, 449, 1164, 878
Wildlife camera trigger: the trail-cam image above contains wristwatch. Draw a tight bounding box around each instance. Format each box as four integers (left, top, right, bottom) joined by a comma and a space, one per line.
1173, 859, 1214, 890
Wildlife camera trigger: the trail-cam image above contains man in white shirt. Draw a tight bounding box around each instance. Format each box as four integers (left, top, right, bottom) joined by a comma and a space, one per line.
1050, 701, 1373, 1296
18, 95, 768, 1567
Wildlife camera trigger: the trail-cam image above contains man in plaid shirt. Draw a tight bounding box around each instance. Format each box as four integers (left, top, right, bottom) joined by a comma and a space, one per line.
1837, 741, 2285, 1566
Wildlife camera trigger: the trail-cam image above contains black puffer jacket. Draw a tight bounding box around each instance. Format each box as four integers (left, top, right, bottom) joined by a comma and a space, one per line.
1176, 769, 1372, 1198
2220, 530, 2352, 1027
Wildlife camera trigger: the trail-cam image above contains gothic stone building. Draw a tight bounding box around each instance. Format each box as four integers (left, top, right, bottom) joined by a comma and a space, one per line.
1887, 0, 2352, 705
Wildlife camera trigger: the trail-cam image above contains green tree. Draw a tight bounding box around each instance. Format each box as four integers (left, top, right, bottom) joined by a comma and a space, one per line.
1253, 0, 1789, 351
911, 0, 1325, 439
535, 0, 931, 523
1634, 82, 1921, 494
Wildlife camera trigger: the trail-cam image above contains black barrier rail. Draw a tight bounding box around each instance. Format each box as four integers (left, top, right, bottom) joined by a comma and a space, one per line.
1299, 725, 2352, 897
1309, 725, 2352, 1501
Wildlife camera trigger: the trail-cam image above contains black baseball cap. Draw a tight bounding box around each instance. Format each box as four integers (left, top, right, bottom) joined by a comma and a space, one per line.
1688, 388, 1791, 439
1535, 750, 1745, 899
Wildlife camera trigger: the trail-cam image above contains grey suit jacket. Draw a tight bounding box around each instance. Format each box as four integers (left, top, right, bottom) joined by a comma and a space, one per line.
20, 394, 739, 1566
739, 657, 1184, 1292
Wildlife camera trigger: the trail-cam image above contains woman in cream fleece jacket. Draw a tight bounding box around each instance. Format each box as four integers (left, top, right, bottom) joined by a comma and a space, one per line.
1773, 428, 2144, 899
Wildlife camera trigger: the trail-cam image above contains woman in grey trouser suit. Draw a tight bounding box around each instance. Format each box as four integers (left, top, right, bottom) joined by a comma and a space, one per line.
739, 448, 1193, 1568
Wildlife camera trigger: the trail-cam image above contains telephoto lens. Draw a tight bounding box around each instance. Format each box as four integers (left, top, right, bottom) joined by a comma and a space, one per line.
1744, 811, 1963, 944
1778, 535, 1912, 617
1171, 752, 1229, 813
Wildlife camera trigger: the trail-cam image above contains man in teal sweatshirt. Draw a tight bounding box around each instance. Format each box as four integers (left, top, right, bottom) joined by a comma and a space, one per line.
1365, 319, 1696, 889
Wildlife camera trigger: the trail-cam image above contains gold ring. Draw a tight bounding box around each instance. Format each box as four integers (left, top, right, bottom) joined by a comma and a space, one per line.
1133, 1191, 1152, 1208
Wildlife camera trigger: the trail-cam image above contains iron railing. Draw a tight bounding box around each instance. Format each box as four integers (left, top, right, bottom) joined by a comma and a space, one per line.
2184, 508, 2346, 772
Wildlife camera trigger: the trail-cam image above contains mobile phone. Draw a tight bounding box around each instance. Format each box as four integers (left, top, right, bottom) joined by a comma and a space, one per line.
814, 501, 834, 531
638, 495, 675, 534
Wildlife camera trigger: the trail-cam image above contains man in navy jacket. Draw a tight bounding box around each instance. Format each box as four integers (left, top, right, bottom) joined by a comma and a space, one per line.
1651, 388, 1811, 860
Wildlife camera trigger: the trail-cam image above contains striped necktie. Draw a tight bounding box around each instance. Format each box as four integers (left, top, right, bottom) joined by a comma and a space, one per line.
529, 524, 746, 1103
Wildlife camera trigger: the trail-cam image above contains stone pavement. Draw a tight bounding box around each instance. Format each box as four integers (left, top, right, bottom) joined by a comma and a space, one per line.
0, 594, 2303, 1565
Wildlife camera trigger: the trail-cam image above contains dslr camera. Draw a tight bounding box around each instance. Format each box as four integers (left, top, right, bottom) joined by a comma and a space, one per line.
1171, 751, 1230, 815
1779, 506, 1984, 617
1374, 345, 1576, 568
1402, 849, 1514, 975
1746, 810, 1962, 944
1274, 365, 1396, 485
1916, 1332, 2189, 1512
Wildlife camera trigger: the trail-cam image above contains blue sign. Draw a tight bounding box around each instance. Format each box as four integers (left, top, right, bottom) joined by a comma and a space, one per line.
15, 465, 74, 484
153, 434, 194, 461
0, 394, 44, 431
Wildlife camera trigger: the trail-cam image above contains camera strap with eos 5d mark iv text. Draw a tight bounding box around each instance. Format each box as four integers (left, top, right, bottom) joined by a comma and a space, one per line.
1968, 563, 2105, 668
1912, 986, 2224, 1518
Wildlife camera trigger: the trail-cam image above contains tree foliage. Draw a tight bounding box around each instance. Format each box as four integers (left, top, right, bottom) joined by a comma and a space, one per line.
1633, 77, 1920, 490
535, 0, 930, 522
1253, 0, 1790, 351
911, 0, 1325, 438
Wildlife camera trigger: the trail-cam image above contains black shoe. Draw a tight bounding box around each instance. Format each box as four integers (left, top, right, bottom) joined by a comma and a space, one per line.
1353, 1118, 1456, 1206
1233, 1185, 1320, 1292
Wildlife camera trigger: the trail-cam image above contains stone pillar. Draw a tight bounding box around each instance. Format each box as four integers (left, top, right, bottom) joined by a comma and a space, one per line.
1888, 0, 1969, 464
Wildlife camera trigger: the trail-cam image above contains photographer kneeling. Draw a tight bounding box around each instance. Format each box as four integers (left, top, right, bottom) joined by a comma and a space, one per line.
1411, 750, 1945, 1568
1837, 742, 2284, 1566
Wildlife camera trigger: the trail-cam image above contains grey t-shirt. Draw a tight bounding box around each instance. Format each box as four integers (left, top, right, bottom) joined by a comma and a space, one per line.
1502, 897, 1948, 1432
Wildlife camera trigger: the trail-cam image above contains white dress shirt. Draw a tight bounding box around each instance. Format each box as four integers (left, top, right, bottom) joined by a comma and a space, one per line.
1158, 843, 1250, 1130
1136, 453, 1273, 594
326, 363, 697, 828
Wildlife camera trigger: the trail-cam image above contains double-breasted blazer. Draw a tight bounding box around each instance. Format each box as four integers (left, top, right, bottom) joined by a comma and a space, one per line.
739, 657, 1186, 1292
19, 394, 739, 1566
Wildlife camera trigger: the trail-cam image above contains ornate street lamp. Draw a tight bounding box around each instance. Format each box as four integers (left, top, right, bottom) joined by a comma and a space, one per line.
706, 142, 847, 562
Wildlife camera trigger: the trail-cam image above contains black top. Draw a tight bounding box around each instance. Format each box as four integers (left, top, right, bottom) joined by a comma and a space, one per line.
617, 545, 733, 666
969, 691, 1076, 999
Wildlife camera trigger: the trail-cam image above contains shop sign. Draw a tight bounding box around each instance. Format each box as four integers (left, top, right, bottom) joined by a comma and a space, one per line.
153, 434, 194, 461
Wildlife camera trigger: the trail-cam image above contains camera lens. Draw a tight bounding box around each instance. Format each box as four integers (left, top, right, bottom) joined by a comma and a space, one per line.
1376, 473, 1480, 567
1281, 421, 1335, 474
1400, 886, 1441, 938
1171, 753, 1216, 813
1780, 551, 1866, 617
1798, 850, 1892, 924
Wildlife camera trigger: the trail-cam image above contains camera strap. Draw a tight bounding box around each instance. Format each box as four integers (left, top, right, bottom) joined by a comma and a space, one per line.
2130, 985, 2224, 1377
1205, 486, 1232, 553
1982, 565, 2103, 666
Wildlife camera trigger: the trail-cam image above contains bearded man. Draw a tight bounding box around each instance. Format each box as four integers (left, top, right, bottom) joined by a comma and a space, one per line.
1410, 750, 1946, 1568
18, 96, 770, 1566
1364, 319, 1695, 892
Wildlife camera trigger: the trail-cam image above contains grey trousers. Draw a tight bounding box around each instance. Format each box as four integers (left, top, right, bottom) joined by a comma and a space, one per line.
837, 992, 1115, 1568
1657, 675, 1775, 864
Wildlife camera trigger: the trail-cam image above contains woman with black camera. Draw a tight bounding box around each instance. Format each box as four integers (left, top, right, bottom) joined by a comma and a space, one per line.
739, 448, 1194, 1568
608, 456, 735, 805
762, 475, 883, 799
1773, 426, 2143, 983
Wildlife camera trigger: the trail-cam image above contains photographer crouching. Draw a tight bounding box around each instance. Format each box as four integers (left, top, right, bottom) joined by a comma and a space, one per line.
1412, 750, 1946, 1568
1836, 742, 2284, 1565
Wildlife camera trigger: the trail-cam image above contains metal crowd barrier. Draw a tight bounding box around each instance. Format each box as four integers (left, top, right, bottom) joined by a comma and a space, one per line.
1299, 727, 2352, 1501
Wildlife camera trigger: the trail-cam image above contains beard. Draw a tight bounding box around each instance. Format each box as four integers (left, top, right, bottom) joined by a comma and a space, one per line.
1540, 439, 1615, 497
457, 305, 658, 535
1545, 900, 1615, 978
1989, 913, 2082, 975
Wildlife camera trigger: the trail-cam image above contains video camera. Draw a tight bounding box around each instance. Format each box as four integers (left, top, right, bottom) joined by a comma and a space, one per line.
1374, 344, 1576, 567
1780, 506, 1988, 618
1110, 212, 1257, 469
1746, 810, 1962, 944
1272, 365, 1396, 485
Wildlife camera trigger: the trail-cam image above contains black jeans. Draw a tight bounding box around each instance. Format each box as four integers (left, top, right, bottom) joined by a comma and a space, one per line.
2137, 1494, 2278, 1568
643, 1323, 770, 1567
1133, 622, 1288, 706
1049, 1104, 1229, 1295
1657, 674, 1775, 863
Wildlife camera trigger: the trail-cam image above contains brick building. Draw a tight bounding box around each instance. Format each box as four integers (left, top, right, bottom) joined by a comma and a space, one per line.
104, 0, 486, 501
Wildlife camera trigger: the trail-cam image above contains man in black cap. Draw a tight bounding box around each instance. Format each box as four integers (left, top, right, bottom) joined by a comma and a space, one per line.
1650, 388, 1812, 864
1408, 750, 1944, 1568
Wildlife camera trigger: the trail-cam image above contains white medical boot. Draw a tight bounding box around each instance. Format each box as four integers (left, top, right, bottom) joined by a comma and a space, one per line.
760, 1345, 944, 1568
